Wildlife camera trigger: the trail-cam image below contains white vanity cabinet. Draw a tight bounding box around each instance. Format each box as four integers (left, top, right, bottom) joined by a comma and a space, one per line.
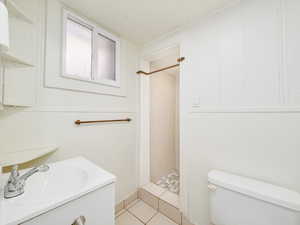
20, 183, 115, 225
1, 157, 115, 225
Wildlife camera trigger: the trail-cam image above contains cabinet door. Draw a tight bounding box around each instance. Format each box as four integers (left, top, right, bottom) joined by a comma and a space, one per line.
3, 66, 35, 106
21, 184, 115, 225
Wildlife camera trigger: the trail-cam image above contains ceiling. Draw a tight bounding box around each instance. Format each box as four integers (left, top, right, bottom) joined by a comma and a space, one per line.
61, 0, 232, 45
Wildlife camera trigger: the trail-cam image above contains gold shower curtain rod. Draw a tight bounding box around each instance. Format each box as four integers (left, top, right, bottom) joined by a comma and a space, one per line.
136, 57, 185, 75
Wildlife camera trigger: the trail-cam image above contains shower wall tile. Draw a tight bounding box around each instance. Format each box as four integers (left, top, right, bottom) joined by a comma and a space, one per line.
160, 191, 180, 209
158, 199, 182, 224
138, 188, 159, 210
115, 201, 125, 215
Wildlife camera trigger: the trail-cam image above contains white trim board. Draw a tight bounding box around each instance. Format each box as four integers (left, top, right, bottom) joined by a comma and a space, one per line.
190, 106, 300, 113
139, 60, 151, 186
3, 105, 136, 113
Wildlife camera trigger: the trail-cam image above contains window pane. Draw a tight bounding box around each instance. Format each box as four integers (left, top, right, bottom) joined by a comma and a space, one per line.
95, 34, 116, 81
65, 18, 92, 80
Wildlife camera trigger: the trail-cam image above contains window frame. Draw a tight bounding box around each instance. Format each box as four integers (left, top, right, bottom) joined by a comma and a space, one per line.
62, 9, 121, 88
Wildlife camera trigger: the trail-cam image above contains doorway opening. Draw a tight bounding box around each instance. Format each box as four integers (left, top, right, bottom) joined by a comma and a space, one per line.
139, 46, 183, 214
149, 53, 180, 195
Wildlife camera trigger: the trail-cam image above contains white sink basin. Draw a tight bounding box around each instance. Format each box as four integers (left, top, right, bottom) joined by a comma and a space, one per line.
0, 157, 116, 225
5, 165, 88, 205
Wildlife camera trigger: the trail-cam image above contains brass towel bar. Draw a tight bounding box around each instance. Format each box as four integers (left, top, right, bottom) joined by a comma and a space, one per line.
75, 118, 131, 125
136, 57, 185, 75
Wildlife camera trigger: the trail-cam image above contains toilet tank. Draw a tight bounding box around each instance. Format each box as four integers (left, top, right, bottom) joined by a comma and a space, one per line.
208, 170, 300, 225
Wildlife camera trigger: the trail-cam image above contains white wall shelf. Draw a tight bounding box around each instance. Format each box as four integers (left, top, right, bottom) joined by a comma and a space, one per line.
7, 0, 34, 24
1, 51, 34, 67
0, 145, 59, 167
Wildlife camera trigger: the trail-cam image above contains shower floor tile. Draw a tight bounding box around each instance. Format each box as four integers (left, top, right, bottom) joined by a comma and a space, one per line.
143, 182, 167, 197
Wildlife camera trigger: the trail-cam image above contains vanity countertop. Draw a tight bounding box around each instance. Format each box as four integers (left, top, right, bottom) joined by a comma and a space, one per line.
0, 157, 116, 225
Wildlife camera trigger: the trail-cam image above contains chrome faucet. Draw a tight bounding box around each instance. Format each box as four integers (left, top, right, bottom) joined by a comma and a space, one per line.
4, 164, 50, 199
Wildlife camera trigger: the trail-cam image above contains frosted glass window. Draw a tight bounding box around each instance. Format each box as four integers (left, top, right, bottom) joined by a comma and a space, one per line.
63, 9, 120, 87
95, 34, 116, 81
65, 18, 92, 80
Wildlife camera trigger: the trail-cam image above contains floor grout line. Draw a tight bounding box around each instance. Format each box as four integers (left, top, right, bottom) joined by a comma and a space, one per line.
127, 208, 150, 225
118, 190, 181, 225
140, 190, 181, 225
145, 211, 159, 225
115, 209, 126, 219
126, 198, 160, 225
125, 198, 140, 210
115, 198, 140, 219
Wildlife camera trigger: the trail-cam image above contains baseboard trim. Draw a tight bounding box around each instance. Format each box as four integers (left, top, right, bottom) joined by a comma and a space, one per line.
115, 191, 138, 216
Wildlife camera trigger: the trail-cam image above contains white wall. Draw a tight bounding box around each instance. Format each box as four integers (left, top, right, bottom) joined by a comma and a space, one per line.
150, 68, 177, 182
0, 0, 140, 204
144, 0, 300, 224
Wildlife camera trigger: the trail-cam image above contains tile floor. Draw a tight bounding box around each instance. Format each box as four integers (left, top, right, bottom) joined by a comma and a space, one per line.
116, 199, 178, 225
142, 182, 180, 208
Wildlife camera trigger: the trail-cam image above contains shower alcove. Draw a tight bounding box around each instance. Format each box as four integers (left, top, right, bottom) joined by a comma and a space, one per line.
139, 46, 183, 213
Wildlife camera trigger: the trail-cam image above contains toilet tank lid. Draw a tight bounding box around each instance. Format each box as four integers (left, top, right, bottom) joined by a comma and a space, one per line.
208, 170, 300, 212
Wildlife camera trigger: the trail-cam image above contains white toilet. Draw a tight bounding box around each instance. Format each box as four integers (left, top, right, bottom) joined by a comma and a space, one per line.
208, 170, 300, 225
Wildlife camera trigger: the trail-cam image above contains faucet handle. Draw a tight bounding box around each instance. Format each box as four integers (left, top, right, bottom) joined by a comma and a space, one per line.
72, 216, 86, 225
12, 164, 19, 174
9, 165, 19, 182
